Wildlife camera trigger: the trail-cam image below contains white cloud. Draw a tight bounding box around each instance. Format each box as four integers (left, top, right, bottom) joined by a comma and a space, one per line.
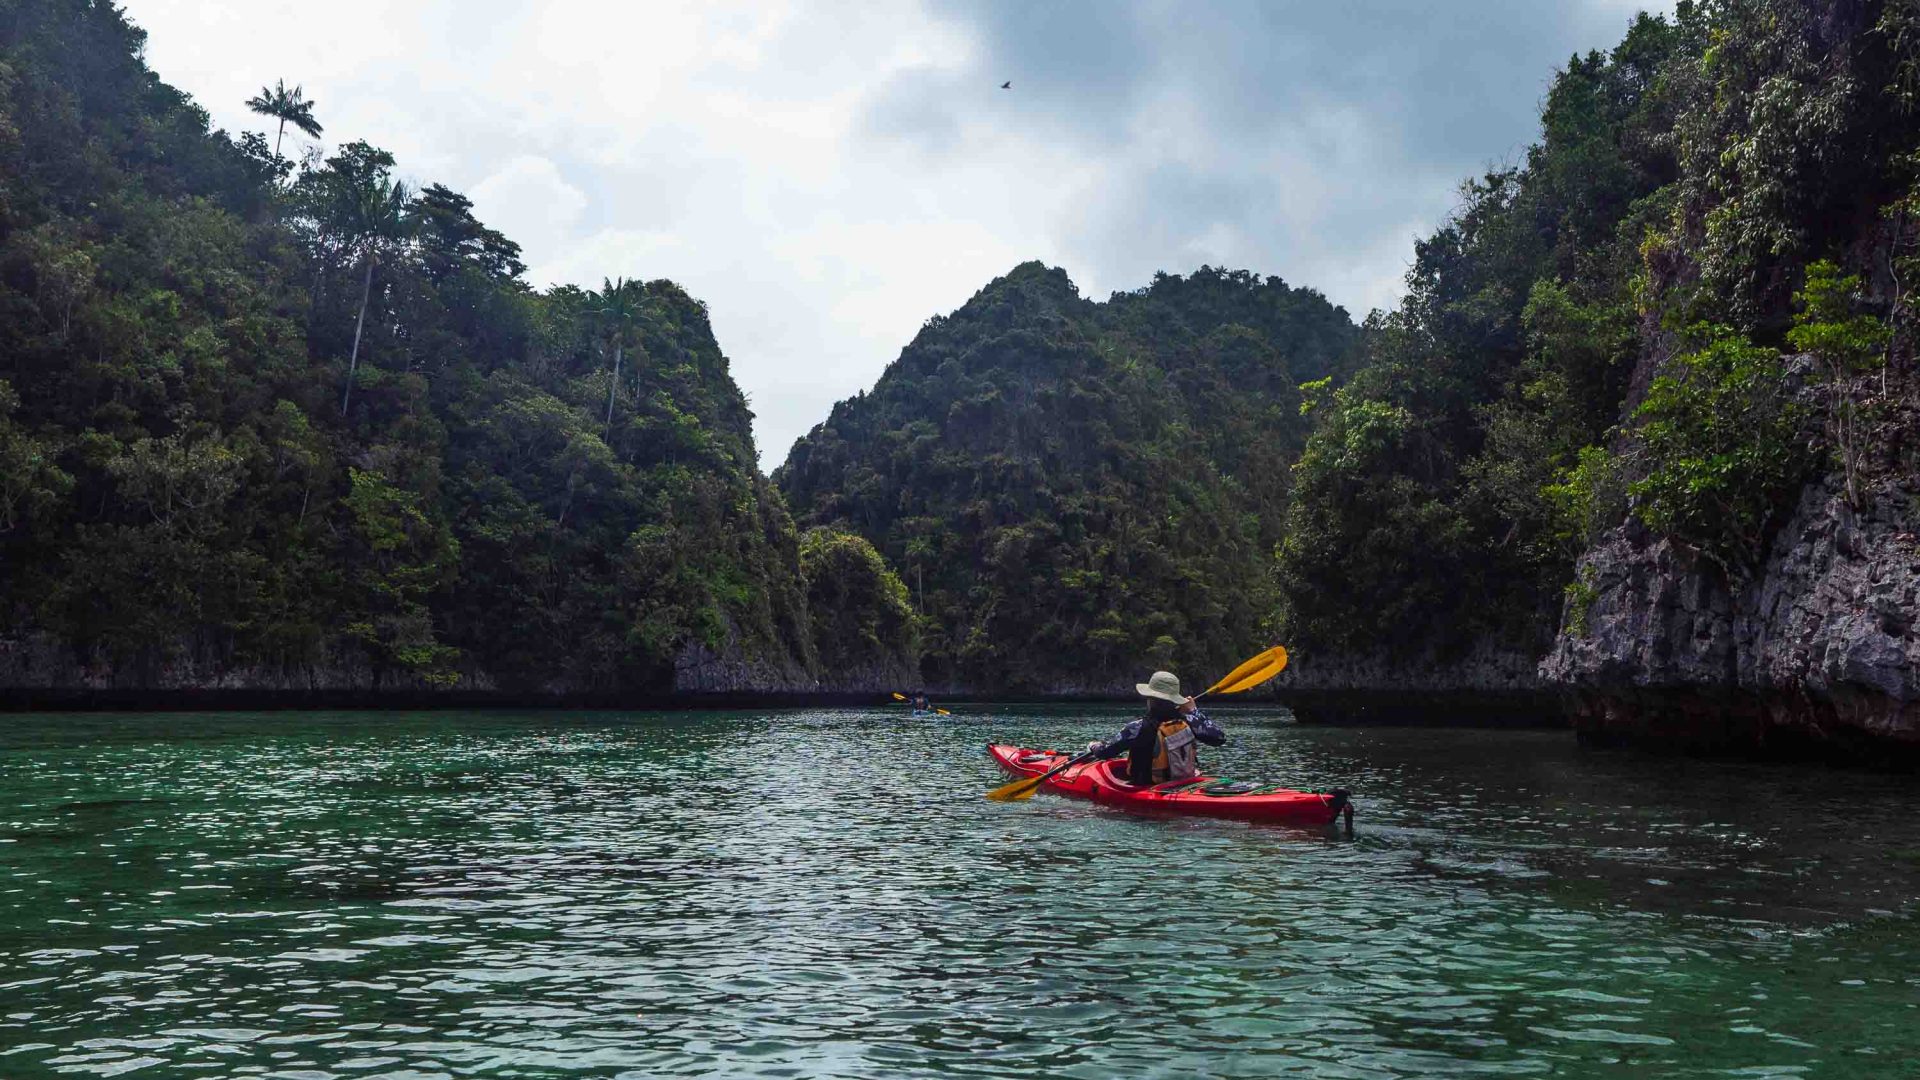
469, 156, 588, 274
125, 0, 1675, 467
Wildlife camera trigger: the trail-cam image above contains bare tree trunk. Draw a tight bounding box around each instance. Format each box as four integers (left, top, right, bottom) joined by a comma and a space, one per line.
1887, 208, 1907, 400
274, 117, 286, 162
341, 252, 375, 416
604, 343, 622, 432
558, 461, 582, 530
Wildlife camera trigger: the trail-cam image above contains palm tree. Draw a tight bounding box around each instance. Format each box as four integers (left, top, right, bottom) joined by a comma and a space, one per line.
554, 279, 647, 527
339, 177, 414, 415
586, 278, 644, 434
246, 79, 323, 162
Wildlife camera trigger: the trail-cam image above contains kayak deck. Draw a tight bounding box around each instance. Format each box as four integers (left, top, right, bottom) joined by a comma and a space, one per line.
987, 743, 1350, 826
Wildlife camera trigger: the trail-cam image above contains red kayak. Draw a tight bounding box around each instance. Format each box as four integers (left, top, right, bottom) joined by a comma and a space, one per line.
987, 744, 1351, 826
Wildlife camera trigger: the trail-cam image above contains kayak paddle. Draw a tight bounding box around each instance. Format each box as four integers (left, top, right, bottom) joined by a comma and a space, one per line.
893, 691, 952, 716
982, 644, 1290, 803
984, 746, 1100, 802
1200, 644, 1288, 695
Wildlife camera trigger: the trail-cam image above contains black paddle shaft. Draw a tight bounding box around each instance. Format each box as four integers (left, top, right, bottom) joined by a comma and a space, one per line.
1031, 747, 1100, 787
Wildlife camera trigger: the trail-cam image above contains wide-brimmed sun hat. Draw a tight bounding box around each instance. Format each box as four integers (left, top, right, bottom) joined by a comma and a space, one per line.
1135, 670, 1184, 704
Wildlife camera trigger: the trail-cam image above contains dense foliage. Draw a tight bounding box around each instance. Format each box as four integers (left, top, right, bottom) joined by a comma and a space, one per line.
797, 528, 917, 678
1279, 0, 1917, 652
1624, 324, 1808, 574
1275, 9, 1694, 652
0, 0, 899, 691
778, 263, 1359, 690
6, 0, 1915, 698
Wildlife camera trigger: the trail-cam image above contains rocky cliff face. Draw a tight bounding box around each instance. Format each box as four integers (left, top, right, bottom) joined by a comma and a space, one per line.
672, 632, 916, 696
0, 631, 478, 694
1543, 476, 1920, 757
0, 622, 917, 705
1269, 643, 1560, 725
1274, 644, 1548, 693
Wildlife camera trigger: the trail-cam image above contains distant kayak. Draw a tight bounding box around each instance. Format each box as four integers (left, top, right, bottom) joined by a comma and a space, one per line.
986, 743, 1350, 826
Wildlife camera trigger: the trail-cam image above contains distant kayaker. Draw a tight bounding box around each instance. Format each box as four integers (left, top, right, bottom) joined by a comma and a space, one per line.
1086, 670, 1226, 786
910, 691, 931, 712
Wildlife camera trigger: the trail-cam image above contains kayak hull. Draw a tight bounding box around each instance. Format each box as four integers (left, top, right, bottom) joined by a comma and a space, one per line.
987, 743, 1349, 826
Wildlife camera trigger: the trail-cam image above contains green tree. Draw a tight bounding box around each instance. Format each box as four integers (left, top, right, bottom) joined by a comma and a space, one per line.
1786, 259, 1894, 507
1627, 325, 1807, 575
587, 277, 645, 433
338, 171, 414, 416
342, 464, 461, 685
798, 528, 918, 674
244, 78, 322, 163
0, 381, 71, 535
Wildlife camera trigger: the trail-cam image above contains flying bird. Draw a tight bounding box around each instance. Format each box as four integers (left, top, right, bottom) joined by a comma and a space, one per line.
1000, 81, 1011, 89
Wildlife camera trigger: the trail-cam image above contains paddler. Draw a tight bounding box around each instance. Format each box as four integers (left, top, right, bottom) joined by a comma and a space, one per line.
1086, 670, 1226, 786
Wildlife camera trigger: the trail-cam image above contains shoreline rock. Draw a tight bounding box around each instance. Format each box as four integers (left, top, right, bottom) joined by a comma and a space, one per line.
1543, 477, 1920, 759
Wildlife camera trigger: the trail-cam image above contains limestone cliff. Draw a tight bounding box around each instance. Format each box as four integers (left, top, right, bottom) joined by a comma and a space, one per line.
1270, 644, 1556, 725
1543, 474, 1920, 756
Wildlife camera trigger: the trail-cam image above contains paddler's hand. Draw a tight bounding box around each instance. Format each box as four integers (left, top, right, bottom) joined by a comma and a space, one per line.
1178, 696, 1197, 715
1085, 741, 1102, 755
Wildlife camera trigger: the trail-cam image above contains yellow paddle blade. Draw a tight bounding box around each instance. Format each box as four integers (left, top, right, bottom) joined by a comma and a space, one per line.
1216, 649, 1288, 694
984, 773, 1047, 802
1204, 645, 1290, 695
936, 708, 951, 716
1202, 645, 1282, 695
891, 692, 908, 701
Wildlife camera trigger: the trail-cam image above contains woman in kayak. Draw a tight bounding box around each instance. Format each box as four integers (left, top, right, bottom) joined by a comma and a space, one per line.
1086, 670, 1226, 786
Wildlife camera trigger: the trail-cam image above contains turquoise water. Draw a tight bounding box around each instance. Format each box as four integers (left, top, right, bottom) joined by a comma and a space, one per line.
2, 707, 1918, 1077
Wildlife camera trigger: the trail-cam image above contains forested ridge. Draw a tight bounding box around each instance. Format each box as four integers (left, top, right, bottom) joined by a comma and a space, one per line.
778, 263, 1359, 691
3, 0, 1916, 710
0, 0, 913, 693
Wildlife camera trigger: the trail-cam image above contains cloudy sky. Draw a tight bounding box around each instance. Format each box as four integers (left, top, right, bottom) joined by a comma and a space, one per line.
125, 0, 1670, 468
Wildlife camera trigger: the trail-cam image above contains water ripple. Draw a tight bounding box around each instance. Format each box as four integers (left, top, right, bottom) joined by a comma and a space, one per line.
3, 709, 1919, 1077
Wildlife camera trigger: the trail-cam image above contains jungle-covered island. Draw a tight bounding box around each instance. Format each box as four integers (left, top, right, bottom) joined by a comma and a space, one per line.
2, 0, 1918, 758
